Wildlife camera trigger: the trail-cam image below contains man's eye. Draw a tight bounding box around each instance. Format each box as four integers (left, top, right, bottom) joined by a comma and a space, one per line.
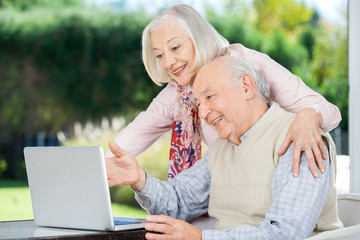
207, 95, 214, 100
172, 46, 179, 51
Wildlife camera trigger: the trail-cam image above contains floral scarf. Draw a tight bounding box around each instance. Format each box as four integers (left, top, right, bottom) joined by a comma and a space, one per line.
168, 83, 202, 180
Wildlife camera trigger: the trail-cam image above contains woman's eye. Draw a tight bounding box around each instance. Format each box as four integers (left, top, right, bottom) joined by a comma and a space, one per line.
207, 95, 214, 100
156, 54, 162, 59
172, 46, 179, 51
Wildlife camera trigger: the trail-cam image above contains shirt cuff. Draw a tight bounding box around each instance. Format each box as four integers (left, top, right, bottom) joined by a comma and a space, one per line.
309, 103, 325, 127
309, 104, 321, 115
133, 170, 155, 202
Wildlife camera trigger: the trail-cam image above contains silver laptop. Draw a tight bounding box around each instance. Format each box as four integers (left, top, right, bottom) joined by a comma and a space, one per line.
24, 146, 146, 231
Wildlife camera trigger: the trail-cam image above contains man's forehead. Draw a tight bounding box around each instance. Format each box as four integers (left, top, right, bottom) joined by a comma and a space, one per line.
195, 59, 229, 88
194, 73, 212, 94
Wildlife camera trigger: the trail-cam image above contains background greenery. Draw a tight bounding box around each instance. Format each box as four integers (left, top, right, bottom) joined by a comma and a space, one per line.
0, 0, 348, 220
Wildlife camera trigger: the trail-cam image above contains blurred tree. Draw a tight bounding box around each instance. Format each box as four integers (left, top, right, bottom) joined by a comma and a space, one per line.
253, 0, 314, 35
0, 0, 84, 10
260, 29, 308, 73
0, 3, 160, 178
207, 10, 309, 75
222, 0, 314, 36
308, 22, 348, 130
299, 9, 321, 60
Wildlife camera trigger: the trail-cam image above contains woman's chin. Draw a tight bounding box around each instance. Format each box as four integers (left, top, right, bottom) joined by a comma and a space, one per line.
174, 74, 194, 86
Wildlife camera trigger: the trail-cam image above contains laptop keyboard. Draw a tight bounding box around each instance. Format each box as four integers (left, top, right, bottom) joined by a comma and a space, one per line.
113, 217, 142, 226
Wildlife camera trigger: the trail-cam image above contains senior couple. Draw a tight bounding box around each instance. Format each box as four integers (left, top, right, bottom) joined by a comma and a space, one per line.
104, 3, 344, 240
105, 55, 343, 239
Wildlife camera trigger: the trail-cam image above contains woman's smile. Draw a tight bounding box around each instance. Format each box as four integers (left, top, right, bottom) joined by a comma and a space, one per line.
151, 21, 196, 86
172, 64, 187, 77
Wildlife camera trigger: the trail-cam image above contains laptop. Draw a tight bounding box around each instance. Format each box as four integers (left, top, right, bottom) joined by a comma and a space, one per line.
24, 146, 147, 231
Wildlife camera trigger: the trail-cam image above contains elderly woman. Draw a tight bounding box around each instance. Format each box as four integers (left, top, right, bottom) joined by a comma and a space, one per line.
105, 4, 341, 182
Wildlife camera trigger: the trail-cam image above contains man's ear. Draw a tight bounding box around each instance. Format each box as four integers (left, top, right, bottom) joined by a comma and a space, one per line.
241, 74, 255, 99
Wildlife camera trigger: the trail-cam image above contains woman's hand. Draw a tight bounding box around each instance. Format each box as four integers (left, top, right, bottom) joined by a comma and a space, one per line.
278, 108, 327, 178
105, 141, 146, 191
144, 215, 202, 240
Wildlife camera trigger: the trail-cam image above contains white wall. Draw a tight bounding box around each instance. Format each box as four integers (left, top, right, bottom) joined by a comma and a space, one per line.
349, 0, 360, 193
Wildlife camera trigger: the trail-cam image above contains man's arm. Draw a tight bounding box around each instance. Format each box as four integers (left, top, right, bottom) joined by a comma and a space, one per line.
134, 151, 211, 221
202, 140, 331, 240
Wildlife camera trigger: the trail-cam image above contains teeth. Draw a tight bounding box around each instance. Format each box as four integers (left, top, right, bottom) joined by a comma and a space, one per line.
212, 116, 223, 125
172, 65, 185, 74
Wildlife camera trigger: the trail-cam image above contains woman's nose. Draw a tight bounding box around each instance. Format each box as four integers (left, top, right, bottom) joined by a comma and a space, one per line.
164, 54, 176, 69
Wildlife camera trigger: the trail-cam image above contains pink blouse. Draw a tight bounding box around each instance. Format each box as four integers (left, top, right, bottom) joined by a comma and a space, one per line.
105, 43, 341, 158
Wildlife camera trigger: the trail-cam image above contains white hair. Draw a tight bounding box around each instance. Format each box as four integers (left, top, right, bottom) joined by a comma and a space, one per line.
142, 4, 230, 86
223, 56, 269, 102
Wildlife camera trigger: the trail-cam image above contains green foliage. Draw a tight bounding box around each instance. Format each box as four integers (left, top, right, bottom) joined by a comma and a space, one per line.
299, 27, 316, 60
0, 0, 84, 11
0, 3, 161, 178
0, 6, 159, 135
207, 12, 309, 75
260, 29, 309, 73
207, 13, 263, 51
253, 0, 314, 35
307, 24, 348, 129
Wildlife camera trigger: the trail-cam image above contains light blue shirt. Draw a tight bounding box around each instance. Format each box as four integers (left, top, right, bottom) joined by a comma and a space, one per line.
134, 104, 332, 239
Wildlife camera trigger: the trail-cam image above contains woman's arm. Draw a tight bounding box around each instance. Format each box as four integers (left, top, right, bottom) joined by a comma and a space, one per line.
229, 43, 341, 132
105, 82, 176, 158
229, 43, 341, 177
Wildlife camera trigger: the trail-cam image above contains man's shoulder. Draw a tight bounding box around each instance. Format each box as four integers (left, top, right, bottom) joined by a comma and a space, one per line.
262, 103, 295, 137
272, 103, 296, 119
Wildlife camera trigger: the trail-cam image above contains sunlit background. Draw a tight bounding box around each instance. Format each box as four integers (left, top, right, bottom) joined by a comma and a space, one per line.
0, 0, 349, 221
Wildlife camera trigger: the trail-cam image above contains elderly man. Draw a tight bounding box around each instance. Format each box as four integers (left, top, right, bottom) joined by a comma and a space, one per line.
105, 56, 342, 240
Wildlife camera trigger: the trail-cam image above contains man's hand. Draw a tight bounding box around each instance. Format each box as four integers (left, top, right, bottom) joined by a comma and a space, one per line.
278, 107, 327, 178
105, 141, 146, 191
144, 215, 202, 240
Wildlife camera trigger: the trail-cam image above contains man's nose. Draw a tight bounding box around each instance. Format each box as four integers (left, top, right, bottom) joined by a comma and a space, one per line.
198, 103, 210, 120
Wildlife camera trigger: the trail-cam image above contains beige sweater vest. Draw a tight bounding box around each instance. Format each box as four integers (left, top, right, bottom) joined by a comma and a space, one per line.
207, 104, 342, 233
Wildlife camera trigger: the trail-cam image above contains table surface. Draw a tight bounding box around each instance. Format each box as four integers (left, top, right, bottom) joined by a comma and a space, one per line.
0, 220, 146, 240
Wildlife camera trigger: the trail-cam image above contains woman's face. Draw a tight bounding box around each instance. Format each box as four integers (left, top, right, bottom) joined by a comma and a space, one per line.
150, 21, 197, 86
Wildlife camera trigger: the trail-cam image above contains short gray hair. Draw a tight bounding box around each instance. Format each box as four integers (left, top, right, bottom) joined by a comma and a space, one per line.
142, 4, 230, 86
223, 56, 269, 102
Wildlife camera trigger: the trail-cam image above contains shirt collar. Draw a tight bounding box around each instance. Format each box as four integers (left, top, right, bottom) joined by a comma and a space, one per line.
240, 102, 276, 142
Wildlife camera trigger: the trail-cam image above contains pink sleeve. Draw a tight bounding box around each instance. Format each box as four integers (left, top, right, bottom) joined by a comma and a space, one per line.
229, 43, 341, 132
105, 82, 176, 158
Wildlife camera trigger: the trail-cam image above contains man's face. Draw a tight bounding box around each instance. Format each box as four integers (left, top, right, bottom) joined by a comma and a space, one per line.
194, 63, 250, 145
